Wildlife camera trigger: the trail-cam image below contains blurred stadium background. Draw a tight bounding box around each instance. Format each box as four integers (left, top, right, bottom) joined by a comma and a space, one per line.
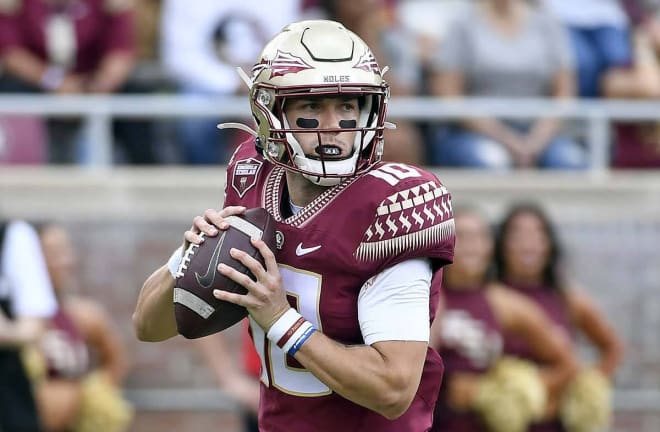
2, 0, 660, 431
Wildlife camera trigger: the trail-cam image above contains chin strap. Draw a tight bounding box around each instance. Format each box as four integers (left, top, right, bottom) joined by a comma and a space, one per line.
217, 122, 258, 136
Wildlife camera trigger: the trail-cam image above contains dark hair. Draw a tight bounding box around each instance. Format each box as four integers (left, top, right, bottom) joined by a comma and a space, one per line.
494, 202, 564, 291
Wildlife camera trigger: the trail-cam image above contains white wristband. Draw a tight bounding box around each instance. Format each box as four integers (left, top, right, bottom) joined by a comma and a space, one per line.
267, 308, 308, 348
167, 246, 184, 279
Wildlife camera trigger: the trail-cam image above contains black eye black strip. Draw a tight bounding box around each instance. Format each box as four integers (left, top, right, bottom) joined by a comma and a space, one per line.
339, 120, 357, 129
296, 118, 319, 128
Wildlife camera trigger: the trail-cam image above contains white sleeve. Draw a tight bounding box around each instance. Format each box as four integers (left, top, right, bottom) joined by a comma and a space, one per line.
3, 221, 57, 318
358, 258, 432, 345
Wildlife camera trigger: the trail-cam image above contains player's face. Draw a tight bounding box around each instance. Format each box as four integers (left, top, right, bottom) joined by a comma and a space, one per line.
284, 96, 360, 159
502, 212, 550, 281
448, 212, 493, 284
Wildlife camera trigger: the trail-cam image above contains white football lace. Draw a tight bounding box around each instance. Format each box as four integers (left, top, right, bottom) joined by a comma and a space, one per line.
176, 233, 205, 278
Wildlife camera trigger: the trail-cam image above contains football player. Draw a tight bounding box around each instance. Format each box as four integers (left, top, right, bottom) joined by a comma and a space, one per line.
134, 20, 455, 431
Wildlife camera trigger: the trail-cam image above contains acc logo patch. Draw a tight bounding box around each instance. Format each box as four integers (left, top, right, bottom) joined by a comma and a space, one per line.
232, 157, 263, 198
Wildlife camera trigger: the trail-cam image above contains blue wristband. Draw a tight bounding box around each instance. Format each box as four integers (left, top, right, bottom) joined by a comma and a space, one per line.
288, 327, 316, 356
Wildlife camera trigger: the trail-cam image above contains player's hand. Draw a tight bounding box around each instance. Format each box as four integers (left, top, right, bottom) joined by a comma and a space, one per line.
182, 206, 246, 251
213, 237, 290, 332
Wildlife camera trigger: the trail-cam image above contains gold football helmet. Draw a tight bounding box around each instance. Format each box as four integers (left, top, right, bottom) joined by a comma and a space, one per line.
231, 20, 391, 186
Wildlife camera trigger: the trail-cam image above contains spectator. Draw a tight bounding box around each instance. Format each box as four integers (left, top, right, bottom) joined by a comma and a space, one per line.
0, 0, 155, 164
308, 0, 427, 165
430, 208, 576, 432
495, 203, 624, 432
602, 2, 660, 168
28, 223, 131, 432
160, 0, 301, 164
541, 0, 632, 98
395, 0, 471, 77
428, 0, 587, 169
0, 219, 57, 432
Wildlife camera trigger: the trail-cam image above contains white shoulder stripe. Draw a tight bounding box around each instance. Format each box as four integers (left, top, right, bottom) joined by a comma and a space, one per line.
355, 219, 455, 261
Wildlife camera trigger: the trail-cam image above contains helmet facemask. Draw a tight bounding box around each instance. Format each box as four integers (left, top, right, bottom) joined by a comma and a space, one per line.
252, 82, 388, 186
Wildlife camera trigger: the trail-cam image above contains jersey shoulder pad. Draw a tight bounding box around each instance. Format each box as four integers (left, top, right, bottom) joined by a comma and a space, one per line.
353, 162, 454, 263
224, 139, 267, 205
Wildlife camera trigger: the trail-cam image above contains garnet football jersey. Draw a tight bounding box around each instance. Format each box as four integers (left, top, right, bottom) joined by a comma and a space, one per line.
223, 140, 455, 432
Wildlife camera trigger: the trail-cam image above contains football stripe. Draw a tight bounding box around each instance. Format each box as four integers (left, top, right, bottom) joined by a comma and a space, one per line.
226, 215, 264, 239
174, 287, 215, 319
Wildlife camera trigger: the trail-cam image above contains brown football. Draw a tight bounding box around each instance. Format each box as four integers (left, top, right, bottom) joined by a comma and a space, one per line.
174, 207, 276, 339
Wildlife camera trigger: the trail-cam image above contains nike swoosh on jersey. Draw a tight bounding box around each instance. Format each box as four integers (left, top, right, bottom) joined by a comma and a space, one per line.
195, 232, 226, 288
295, 243, 322, 256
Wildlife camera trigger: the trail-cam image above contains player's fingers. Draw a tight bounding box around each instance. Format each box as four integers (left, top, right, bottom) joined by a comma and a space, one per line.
227, 248, 267, 281
217, 262, 261, 293
251, 238, 277, 273
201, 208, 229, 232
193, 214, 220, 237
213, 289, 258, 309
201, 206, 246, 231
183, 229, 205, 246
216, 206, 247, 229
220, 205, 247, 216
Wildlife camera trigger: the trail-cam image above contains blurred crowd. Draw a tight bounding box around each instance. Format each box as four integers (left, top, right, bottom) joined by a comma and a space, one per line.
0, 0, 660, 168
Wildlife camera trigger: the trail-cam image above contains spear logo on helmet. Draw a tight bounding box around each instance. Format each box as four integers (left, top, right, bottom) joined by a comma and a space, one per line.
270, 51, 313, 78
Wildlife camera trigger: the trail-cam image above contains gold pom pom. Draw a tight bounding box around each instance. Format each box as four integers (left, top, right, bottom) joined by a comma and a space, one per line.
560, 368, 612, 432
73, 371, 134, 432
473, 357, 547, 432
20, 345, 47, 384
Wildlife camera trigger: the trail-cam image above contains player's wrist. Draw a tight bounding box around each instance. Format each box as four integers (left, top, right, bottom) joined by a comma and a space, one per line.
288, 326, 316, 356
266, 308, 300, 339
266, 308, 315, 355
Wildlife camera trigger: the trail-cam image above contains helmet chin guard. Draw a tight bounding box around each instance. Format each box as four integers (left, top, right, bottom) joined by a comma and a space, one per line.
246, 20, 390, 186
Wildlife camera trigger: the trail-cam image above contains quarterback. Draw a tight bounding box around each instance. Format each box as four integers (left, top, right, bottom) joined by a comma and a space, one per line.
134, 20, 455, 431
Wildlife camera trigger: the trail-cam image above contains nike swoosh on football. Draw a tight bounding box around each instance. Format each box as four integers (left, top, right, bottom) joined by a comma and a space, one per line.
295, 243, 322, 256
195, 232, 226, 288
